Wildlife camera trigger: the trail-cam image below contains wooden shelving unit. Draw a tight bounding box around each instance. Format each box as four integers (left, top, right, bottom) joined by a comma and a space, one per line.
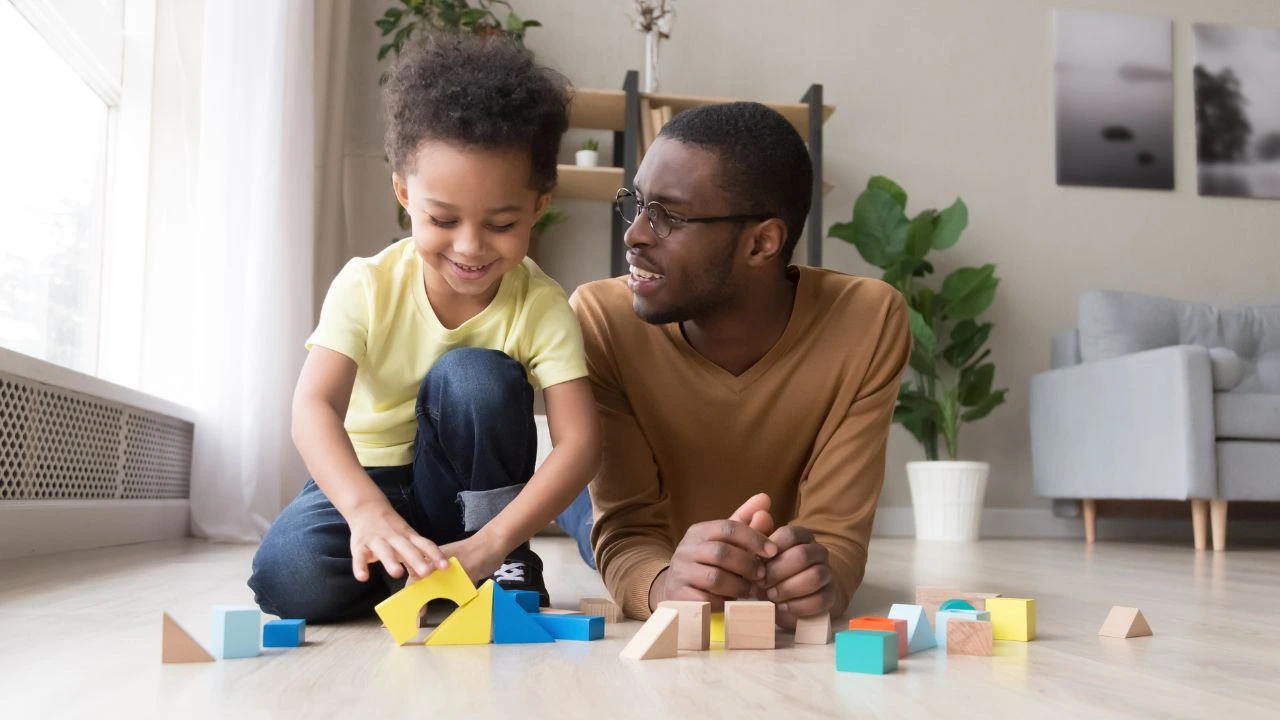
557, 75, 835, 276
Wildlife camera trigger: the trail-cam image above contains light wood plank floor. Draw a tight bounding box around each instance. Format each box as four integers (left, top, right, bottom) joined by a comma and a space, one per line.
2, 536, 1277, 719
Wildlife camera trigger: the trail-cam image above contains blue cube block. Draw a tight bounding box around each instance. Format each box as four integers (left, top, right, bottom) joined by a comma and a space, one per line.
509, 590, 540, 614
263, 618, 306, 648
211, 606, 261, 659
531, 614, 604, 641
836, 630, 898, 674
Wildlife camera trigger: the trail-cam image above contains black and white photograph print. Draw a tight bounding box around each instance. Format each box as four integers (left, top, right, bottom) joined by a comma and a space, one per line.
1194, 23, 1280, 200
1054, 9, 1175, 191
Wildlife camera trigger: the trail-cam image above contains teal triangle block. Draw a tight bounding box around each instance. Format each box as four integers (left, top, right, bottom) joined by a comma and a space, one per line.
889, 603, 936, 654
492, 584, 555, 644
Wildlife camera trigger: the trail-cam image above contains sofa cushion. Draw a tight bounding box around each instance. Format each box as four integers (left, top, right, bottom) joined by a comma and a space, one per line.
1079, 290, 1280, 392
1215, 392, 1280, 441
1208, 347, 1246, 391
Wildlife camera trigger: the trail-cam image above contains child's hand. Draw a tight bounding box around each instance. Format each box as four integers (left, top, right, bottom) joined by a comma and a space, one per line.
347, 501, 449, 582
437, 535, 506, 585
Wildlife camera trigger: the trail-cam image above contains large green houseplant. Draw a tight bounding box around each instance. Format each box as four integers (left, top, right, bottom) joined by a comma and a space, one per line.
829, 176, 1007, 540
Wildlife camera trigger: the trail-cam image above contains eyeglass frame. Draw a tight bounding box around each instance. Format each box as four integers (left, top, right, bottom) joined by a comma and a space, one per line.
614, 188, 774, 239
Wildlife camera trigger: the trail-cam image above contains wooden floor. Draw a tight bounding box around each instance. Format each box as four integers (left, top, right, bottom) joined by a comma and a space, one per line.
2, 536, 1278, 719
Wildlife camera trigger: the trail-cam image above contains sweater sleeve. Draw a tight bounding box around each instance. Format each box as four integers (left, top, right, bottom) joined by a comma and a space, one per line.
570, 286, 674, 620
794, 290, 910, 616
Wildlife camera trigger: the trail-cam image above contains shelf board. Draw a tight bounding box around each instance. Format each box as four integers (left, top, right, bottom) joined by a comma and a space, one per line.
569, 89, 627, 131
641, 92, 835, 141
555, 165, 623, 201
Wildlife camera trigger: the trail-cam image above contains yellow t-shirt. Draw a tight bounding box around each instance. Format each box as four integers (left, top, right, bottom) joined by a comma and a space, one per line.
306, 237, 587, 467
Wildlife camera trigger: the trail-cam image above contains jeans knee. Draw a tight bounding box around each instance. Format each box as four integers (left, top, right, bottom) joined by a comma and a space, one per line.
249, 533, 373, 622
420, 348, 530, 422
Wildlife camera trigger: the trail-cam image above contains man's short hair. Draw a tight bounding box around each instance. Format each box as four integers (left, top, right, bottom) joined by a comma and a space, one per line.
660, 102, 813, 263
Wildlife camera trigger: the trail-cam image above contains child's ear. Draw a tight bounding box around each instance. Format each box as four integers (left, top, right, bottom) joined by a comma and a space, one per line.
533, 192, 552, 218
392, 173, 410, 210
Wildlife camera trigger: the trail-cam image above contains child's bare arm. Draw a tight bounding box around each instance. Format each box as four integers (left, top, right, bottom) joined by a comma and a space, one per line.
446, 376, 600, 579
292, 346, 448, 581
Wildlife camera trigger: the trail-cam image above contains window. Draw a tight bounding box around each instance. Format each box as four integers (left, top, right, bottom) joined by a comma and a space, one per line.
0, 0, 154, 384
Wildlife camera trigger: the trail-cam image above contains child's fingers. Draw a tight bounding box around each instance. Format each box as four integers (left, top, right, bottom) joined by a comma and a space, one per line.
369, 538, 403, 578
388, 535, 430, 577
410, 535, 449, 570
351, 547, 371, 582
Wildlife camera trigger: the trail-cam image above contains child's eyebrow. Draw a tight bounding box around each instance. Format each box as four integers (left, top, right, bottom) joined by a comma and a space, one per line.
425, 198, 524, 215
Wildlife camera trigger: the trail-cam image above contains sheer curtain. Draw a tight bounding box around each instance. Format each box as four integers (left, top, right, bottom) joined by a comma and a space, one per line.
182, 0, 316, 540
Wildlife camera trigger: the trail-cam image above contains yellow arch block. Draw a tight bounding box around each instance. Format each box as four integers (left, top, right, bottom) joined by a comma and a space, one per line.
375, 557, 477, 645
426, 580, 494, 645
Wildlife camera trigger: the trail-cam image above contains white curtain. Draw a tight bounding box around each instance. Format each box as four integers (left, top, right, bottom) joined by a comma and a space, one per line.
183, 0, 316, 540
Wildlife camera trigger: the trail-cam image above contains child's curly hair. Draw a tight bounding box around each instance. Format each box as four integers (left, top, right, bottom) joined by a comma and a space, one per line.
382, 35, 572, 194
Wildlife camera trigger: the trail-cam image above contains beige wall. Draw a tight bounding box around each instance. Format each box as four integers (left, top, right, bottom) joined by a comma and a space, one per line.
342, 0, 1280, 510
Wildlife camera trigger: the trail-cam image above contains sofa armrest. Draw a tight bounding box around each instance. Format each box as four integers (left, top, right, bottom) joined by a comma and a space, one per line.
1029, 345, 1216, 500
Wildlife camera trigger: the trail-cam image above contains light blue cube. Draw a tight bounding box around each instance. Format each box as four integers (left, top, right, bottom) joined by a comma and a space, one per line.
211, 606, 261, 659
263, 618, 306, 648
936, 609, 990, 648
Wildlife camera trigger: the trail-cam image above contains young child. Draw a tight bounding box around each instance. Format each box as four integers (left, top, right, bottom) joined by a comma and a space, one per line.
248, 36, 600, 621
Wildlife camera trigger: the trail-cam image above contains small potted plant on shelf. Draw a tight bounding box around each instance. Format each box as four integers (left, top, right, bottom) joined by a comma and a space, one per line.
576, 138, 600, 167
829, 176, 1007, 541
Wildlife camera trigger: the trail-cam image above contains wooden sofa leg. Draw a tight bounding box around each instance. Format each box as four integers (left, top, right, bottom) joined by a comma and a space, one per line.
1082, 499, 1097, 544
1210, 500, 1228, 552
1190, 499, 1208, 550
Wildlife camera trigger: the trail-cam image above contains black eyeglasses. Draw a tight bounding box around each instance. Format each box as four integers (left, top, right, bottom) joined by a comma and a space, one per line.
614, 188, 773, 239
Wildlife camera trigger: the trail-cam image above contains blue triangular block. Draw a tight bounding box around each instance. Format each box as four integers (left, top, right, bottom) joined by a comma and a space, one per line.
492, 584, 555, 644
889, 603, 936, 654
532, 614, 604, 641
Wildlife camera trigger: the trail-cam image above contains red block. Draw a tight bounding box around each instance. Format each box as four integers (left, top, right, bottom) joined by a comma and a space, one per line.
848, 616, 908, 658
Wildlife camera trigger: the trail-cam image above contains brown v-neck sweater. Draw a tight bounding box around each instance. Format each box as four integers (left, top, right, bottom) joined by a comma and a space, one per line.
570, 267, 911, 619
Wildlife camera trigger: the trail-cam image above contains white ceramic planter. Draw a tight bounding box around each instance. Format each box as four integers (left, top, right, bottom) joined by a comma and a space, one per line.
906, 461, 989, 541
575, 149, 599, 167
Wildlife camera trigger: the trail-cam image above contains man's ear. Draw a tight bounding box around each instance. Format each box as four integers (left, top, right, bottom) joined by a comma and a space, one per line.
744, 218, 788, 267
392, 172, 410, 210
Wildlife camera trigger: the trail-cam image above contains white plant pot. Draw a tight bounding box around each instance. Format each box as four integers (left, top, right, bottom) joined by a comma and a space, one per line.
575, 149, 599, 167
906, 461, 989, 541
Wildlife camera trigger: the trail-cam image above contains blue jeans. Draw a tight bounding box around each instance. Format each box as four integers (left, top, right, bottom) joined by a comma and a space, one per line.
556, 487, 596, 570
248, 348, 539, 622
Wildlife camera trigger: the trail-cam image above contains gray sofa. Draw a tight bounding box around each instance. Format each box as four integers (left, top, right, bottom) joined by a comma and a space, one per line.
1030, 290, 1280, 550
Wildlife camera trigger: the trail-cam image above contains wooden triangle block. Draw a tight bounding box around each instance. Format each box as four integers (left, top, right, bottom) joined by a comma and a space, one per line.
794, 614, 832, 645
374, 558, 478, 645
426, 580, 494, 646
1098, 606, 1152, 638
492, 584, 554, 644
889, 603, 936, 654
620, 607, 679, 660
162, 612, 214, 664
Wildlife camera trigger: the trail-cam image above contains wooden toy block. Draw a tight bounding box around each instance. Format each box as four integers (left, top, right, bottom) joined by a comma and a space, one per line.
532, 613, 605, 641
262, 618, 306, 648
210, 606, 261, 659
888, 603, 936, 654
710, 612, 725, 643
161, 612, 214, 664
835, 630, 898, 674
946, 619, 993, 656
492, 583, 555, 644
794, 614, 832, 645
580, 597, 625, 623
620, 607, 679, 660
915, 587, 1001, 624
658, 600, 711, 650
725, 601, 775, 649
374, 557, 478, 645
848, 616, 908, 658
510, 590, 541, 614
426, 580, 494, 646
1098, 606, 1152, 638
986, 597, 1036, 641
935, 609, 990, 648
537, 608, 581, 615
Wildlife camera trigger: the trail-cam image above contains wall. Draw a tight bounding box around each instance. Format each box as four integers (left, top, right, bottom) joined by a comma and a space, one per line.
341, 0, 1280, 517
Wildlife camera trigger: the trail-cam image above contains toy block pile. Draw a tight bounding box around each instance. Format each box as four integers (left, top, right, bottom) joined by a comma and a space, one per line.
161, 609, 307, 664
620, 599, 782, 659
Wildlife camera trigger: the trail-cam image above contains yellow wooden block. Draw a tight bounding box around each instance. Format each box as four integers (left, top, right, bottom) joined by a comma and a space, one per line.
985, 597, 1036, 641
426, 579, 493, 646
374, 558, 478, 645
710, 612, 725, 643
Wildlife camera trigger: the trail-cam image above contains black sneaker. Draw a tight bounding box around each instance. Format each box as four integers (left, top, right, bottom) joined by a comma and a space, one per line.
492, 548, 550, 607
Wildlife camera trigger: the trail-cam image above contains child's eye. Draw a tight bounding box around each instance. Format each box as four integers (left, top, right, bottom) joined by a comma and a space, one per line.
428, 215, 458, 229
488, 223, 517, 233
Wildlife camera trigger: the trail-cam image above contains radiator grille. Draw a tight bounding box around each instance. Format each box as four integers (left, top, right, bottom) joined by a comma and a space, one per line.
0, 371, 192, 501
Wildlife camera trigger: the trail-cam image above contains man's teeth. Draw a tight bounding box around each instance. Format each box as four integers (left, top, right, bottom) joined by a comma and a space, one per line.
630, 265, 663, 281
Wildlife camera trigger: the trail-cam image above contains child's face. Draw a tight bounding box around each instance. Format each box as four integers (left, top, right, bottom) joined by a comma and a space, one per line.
393, 141, 550, 301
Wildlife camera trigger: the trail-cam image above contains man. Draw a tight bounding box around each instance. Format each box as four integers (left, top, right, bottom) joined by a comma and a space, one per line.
567, 102, 910, 628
